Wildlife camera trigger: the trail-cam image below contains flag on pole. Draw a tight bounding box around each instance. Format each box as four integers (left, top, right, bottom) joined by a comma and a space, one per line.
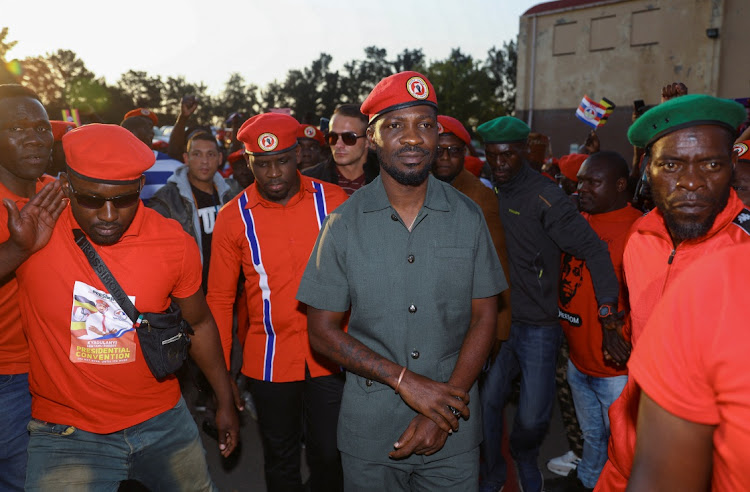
598, 98, 616, 127
61, 109, 81, 127
575, 95, 607, 129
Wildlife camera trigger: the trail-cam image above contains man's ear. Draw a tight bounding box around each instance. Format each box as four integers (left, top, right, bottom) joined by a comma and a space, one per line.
294, 145, 302, 164
59, 173, 72, 198
616, 177, 628, 193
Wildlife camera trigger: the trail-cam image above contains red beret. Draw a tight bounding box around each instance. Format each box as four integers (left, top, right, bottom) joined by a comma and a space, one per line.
297, 124, 325, 146
438, 115, 471, 147
227, 148, 245, 164
123, 108, 158, 126
464, 155, 484, 178
62, 124, 156, 183
558, 153, 588, 182
735, 140, 750, 162
237, 113, 299, 156
50, 120, 76, 142
361, 71, 437, 123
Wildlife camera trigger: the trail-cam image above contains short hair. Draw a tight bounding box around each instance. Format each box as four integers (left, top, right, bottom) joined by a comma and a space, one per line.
186, 132, 219, 152
332, 104, 367, 127
0, 84, 41, 102
587, 151, 629, 180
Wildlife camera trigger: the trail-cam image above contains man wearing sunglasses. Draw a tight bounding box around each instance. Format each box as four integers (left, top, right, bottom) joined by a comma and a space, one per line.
432, 114, 512, 372
303, 103, 379, 195
0, 124, 239, 490
0, 83, 54, 492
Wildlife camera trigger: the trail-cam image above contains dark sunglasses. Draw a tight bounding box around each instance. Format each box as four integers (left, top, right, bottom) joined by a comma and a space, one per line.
326, 131, 366, 146
68, 180, 141, 209
437, 145, 465, 157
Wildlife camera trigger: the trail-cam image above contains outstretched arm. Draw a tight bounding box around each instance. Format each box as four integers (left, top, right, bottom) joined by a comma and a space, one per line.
0, 180, 66, 278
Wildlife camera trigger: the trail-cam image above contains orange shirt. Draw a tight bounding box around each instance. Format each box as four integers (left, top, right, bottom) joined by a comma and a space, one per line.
0, 175, 56, 375
630, 244, 750, 491
559, 205, 642, 378
597, 191, 750, 491
16, 204, 202, 434
207, 175, 348, 382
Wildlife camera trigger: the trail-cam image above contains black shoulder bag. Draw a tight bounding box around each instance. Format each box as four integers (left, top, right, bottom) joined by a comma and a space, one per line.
73, 229, 193, 379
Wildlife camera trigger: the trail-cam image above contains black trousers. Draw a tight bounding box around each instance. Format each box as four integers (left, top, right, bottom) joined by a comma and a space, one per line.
248, 370, 344, 492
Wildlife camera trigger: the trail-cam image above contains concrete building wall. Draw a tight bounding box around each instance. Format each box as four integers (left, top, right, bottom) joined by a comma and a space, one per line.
516, 0, 749, 159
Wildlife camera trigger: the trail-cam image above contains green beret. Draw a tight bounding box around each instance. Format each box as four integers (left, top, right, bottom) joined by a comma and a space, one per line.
628, 94, 745, 148
477, 116, 530, 144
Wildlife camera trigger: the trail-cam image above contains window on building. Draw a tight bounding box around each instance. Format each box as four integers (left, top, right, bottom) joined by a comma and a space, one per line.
590, 15, 617, 51
554, 21, 578, 55
631, 9, 660, 46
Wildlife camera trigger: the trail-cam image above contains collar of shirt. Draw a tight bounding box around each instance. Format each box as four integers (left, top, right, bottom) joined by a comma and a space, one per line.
361, 174, 451, 214
243, 172, 316, 209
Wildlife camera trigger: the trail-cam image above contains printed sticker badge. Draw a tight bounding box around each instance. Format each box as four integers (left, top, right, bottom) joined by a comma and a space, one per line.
406, 76, 429, 100
304, 126, 316, 138
69, 281, 136, 365
258, 132, 279, 152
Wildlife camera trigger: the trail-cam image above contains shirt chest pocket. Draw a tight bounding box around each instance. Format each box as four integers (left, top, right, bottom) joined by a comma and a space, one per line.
432, 247, 474, 297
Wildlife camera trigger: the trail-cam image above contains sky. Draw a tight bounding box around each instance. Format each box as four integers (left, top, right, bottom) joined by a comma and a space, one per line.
4, 0, 539, 95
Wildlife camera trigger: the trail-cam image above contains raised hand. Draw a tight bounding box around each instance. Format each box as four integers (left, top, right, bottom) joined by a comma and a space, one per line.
4, 180, 66, 255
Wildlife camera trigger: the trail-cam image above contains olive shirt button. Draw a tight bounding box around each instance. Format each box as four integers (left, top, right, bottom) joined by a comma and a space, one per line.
366, 379, 373, 386
411, 350, 420, 359
407, 255, 415, 263
408, 304, 417, 313
391, 214, 399, 221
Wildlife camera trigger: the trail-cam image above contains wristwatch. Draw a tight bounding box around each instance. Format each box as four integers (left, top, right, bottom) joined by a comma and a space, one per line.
597, 304, 619, 320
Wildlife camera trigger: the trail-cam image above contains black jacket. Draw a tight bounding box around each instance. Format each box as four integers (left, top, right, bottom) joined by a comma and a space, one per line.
302, 151, 380, 185
497, 163, 618, 325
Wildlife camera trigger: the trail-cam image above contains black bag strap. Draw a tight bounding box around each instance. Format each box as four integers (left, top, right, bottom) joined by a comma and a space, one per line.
73, 229, 141, 326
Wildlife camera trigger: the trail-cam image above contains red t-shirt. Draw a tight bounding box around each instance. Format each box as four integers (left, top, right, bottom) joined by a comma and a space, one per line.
630, 244, 750, 491
559, 205, 642, 377
597, 191, 750, 491
336, 168, 366, 196
16, 204, 202, 433
207, 175, 348, 382
0, 175, 56, 375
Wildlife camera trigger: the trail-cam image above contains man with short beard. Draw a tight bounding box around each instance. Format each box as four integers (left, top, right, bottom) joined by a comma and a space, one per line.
297, 71, 507, 490
432, 115, 512, 360
596, 94, 749, 491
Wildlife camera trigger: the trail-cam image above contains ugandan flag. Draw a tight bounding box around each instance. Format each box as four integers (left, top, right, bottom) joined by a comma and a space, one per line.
598, 98, 616, 127
71, 295, 96, 337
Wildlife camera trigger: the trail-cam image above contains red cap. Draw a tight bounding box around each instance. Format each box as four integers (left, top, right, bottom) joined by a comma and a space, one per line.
123, 108, 158, 126
50, 120, 76, 142
62, 124, 156, 183
558, 153, 588, 182
735, 140, 750, 162
227, 148, 245, 164
297, 124, 325, 146
361, 71, 437, 123
464, 155, 484, 178
237, 113, 299, 156
437, 115, 471, 146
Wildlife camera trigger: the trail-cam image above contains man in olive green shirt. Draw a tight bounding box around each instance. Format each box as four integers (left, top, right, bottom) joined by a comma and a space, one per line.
297, 71, 507, 491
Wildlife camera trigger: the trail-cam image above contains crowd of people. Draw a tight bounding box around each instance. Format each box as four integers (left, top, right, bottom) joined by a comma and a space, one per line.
0, 71, 749, 492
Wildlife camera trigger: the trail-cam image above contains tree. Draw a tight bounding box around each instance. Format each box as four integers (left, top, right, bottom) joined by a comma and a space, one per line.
393, 48, 425, 73
116, 70, 164, 110
0, 27, 19, 84
426, 48, 503, 134
214, 72, 260, 121
340, 46, 394, 104
485, 40, 517, 114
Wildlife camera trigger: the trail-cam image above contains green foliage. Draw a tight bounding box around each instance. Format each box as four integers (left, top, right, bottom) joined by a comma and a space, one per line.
2, 26, 516, 132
